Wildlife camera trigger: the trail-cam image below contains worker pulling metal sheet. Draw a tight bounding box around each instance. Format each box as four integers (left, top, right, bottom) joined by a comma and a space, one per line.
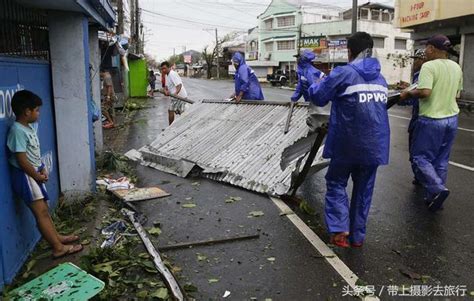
230, 52, 264, 102
290, 49, 328, 133
308, 32, 390, 248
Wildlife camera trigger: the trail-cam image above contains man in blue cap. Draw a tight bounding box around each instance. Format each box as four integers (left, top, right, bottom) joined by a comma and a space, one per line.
400, 34, 462, 212
308, 32, 390, 248
291, 49, 327, 131
230, 52, 264, 102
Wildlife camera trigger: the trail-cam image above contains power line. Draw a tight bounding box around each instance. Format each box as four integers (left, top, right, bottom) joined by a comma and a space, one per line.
141, 8, 248, 30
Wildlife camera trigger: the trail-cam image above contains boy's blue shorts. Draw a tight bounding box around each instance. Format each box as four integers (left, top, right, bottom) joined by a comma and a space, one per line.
10, 165, 49, 205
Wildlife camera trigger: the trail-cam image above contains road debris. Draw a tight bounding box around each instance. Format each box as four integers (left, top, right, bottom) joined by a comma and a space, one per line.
122, 208, 184, 301
248, 211, 265, 217
158, 234, 260, 251
182, 203, 197, 208
96, 177, 135, 191
111, 187, 170, 202
399, 268, 422, 280
100, 220, 127, 248
223, 290, 231, 298
137, 101, 329, 195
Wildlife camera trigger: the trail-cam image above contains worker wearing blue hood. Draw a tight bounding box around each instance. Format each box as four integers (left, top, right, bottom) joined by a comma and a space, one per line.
291, 49, 325, 102
231, 52, 264, 102
308, 32, 390, 248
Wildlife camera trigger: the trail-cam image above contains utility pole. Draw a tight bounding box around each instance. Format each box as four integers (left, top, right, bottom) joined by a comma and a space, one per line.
117, 0, 124, 34
351, 0, 358, 34
215, 28, 220, 79
135, 0, 140, 53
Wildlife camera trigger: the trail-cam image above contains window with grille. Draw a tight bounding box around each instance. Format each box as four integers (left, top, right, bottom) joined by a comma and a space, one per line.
277, 16, 295, 27
360, 8, 369, 20
395, 38, 407, 50
264, 19, 273, 30
373, 37, 385, 49
382, 12, 391, 22
0, 0, 50, 60
265, 42, 273, 52
277, 40, 295, 51
371, 10, 381, 21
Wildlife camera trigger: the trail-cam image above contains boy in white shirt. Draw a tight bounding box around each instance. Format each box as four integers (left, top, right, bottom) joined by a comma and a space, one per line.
160, 61, 188, 125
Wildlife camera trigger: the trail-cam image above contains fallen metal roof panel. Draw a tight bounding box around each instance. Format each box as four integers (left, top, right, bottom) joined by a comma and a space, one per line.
138, 100, 329, 195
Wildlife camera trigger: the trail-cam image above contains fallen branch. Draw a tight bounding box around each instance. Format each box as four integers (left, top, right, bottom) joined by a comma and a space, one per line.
159, 234, 260, 252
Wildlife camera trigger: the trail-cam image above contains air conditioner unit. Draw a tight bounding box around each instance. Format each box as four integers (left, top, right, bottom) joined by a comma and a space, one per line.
264, 53, 271, 60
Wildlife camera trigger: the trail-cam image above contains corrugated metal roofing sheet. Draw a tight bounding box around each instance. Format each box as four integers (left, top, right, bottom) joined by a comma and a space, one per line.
138, 100, 328, 195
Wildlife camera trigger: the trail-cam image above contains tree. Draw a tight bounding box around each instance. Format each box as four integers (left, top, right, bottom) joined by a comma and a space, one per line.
201, 31, 239, 79
202, 45, 215, 79
144, 53, 159, 70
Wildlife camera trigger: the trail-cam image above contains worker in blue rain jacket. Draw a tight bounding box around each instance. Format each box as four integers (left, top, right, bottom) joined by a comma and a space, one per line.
400, 35, 462, 212
291, 49, 325, 102
308, 32, 390, 248
230, 52, 264, 102
291, 49, 327, 132
398, 49, 426, 185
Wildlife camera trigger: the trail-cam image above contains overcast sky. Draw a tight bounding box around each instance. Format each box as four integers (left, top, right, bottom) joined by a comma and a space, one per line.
141, 0, 394, 61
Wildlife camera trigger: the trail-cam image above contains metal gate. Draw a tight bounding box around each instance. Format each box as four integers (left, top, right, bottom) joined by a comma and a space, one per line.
0, 0, 58, 288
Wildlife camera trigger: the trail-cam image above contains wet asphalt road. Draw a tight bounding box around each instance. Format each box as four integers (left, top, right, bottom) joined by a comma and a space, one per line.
115, 78, 474, 299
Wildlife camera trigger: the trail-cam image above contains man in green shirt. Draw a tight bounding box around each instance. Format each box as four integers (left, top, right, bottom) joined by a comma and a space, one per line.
400, 35, 462, 212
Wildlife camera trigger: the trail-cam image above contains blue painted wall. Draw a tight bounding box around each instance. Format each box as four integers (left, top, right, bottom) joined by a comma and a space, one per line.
0, 57, 59, 288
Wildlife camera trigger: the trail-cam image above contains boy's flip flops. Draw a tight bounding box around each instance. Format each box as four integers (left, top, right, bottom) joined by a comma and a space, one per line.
52, 244, 83, 260
60, 235, 80, 244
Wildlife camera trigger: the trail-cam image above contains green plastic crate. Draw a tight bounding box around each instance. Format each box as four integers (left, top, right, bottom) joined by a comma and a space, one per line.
6, 262, 104, 300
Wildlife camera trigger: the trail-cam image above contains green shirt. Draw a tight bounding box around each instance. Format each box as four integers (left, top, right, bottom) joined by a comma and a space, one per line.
7, 122, 42, 169
417, 59, 462, 118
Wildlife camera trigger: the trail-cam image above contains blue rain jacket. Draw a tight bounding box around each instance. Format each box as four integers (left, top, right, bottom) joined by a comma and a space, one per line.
291, 50, 325, 102
232, 52, 264, 100
309, 57, 390, 165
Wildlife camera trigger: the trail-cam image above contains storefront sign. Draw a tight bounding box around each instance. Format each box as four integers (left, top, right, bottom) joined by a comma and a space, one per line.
397, 0, 436, 28
299, 36, 327, 50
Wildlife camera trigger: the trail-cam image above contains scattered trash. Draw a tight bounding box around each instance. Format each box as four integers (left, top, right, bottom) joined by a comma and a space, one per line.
111, 187, 170, 202
223, 290, 231, 298
197, 254, 207, 261
7, 263, 104, 300
392, 249, 402, 256
182, 203, 197, 208
102, 221, 127, 236
208, 278, 219, 284
399, 268, 422, 280
267, 257, 276, 262
191, 182, 200, 186
96, 177, 135, 191
148, 227, 162, 236
225, 196, 242, 203
101, 221, 126, 248
248, 211, 265, 217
